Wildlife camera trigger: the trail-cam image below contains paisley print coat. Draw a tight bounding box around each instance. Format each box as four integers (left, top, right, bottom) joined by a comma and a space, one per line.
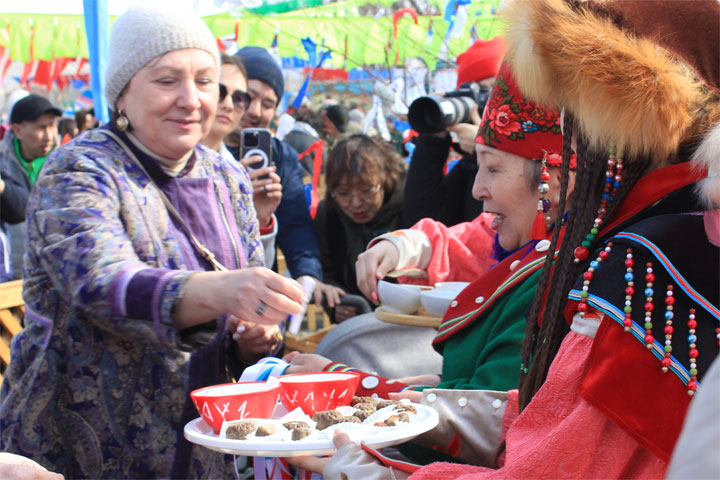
0, 128, 263, 478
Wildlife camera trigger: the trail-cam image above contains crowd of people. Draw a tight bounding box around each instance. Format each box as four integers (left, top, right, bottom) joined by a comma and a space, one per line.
0, 0, 717, 478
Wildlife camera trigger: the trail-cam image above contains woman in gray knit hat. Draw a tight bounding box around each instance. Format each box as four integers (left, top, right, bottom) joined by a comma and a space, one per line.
0, 5, 307, 479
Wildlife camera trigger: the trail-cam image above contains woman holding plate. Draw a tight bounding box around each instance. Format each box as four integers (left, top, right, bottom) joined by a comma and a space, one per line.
0, 5, 306, 479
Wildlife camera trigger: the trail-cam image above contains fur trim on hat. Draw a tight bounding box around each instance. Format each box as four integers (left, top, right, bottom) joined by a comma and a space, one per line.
500, 0, 720, 171
692, 122, 720, 208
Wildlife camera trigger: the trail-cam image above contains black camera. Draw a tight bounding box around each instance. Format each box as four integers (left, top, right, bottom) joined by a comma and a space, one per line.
407, 82, 491, 134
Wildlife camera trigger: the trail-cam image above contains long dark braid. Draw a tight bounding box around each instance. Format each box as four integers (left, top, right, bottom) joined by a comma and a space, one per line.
517, 119, 651, 410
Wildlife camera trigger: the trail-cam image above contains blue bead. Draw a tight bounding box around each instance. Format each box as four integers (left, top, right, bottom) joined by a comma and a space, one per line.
590, 261, 599, 269
613, 181, 621, 188
602, 193, 609, 200
606, 178, 613, 184
665, 311, 674, 320
624, 272, 634, 282
644, 288, 654, 297
688, 334, 697, 343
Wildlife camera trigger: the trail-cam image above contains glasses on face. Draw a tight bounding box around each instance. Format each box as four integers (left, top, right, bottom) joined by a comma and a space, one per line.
219, 83, 251, 112
331, 184, 382, 204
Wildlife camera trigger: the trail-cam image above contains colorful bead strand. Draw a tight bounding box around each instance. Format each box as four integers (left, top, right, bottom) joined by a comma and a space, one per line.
661, 285, 674, 372
643, 263, 655, 349
573, 146, 624, 263
622, 248, 634, 331
687, 308, 698, 396
577, 242, 614, 318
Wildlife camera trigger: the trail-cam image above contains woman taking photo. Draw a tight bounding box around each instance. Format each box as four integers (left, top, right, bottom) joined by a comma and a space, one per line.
0, 6, 305, 479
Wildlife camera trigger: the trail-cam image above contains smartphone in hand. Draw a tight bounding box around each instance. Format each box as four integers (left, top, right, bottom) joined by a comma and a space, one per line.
241, 128, 273, 180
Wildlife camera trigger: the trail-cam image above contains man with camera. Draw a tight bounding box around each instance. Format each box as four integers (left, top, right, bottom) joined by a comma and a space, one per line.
403, 37, 505, 227
225, 47, 338, 303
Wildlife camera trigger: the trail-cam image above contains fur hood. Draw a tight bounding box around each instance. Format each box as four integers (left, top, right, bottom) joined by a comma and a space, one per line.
501, 0, 720, 207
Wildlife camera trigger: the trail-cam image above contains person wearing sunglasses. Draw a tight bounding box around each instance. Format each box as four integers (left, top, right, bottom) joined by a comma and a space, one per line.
202, 54, 285, 360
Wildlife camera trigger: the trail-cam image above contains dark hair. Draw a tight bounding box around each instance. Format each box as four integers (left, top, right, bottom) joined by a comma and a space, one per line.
221, 53, 248, 81
517, 112, 652, 410
74, 109, 89, 130
325, 134, 404, 207
58, 118, 77, 138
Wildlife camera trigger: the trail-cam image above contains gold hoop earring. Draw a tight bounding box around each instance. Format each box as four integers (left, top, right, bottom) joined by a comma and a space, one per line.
116, 111, 130, 131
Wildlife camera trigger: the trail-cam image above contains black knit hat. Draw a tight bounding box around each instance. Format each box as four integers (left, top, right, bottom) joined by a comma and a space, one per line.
234, 46, 284, 105
325, 104, 349, 133
10, 94, 61, 124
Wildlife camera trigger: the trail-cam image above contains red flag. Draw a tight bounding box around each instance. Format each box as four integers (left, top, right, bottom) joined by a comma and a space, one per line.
52, 57, 72, 85
34, 59, 53, 89
1, 57, 12, 84
76, 57, 88, 76
20, 61, 35, 86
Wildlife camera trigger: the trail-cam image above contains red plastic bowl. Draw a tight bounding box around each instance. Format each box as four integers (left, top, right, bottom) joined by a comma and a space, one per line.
190, 381, 281, 434
278, 372, 360, 416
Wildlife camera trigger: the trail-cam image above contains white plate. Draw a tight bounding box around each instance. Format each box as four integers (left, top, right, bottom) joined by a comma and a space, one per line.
184, 403, 439, 457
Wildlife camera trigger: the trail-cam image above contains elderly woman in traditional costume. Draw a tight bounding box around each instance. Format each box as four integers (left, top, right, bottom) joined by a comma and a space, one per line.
290, 0, 720, 478
0, 5, 307, 478
286, 63, 577, 465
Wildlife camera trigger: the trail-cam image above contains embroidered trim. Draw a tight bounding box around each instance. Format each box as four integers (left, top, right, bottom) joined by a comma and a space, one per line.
615, 232, 720, 322
569, 290, 697, 387
436, 249, 558, 341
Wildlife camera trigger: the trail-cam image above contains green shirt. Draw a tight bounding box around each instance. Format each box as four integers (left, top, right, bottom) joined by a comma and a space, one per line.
13, 137, 48, 185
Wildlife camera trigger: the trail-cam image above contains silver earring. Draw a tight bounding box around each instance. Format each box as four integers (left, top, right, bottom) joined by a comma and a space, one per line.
116, 111, 129, 131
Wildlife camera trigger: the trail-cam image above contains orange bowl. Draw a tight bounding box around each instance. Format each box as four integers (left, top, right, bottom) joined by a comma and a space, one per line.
190, 381, 281, 434
278, 372, 360, 416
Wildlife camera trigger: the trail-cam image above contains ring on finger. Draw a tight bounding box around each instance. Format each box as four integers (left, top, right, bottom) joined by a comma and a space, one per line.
271, 327, 283, 344
256, 300, 267, 317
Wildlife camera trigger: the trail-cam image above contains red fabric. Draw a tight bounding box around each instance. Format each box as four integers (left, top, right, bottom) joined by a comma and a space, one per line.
578, 319, 690, 463
392, 8, 418, 63
398, 213, 495, 287
476, 63, 576, 166
305, 67, 348, 82
19, 61, 34, 86
362, 443, 422, 474
298, 139, 323, 218
1, 57, 12, 84
33, 60, 53, 89
601, 162, 705, 234
322, 362, 409, 397
456, 37, 506, 86
51, 57, 72, 86
407, 319, 666, 479
259, 215, 274, 235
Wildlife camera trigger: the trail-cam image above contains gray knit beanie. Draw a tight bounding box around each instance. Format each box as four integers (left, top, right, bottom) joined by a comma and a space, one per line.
105, 4, 220, 110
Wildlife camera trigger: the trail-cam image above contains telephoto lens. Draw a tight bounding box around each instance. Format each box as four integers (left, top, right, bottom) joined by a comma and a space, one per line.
408, 95, 477, 133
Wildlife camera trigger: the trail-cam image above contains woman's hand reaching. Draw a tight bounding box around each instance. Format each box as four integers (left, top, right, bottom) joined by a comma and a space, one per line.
355, 241, 399, 304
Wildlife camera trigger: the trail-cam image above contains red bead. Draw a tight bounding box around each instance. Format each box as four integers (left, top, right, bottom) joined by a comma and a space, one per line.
688, 320, 698, 329
644, 302, 654, 311
664, 325, 674, 334
624, 258, 634, 267
541, 172, 551, 182
623, 318, 632, 327
665, 296, 675, 305
584, 271, 594, 280
687, 381, 697, 390
661, 357, 671, 367
689, 348, 699, 359
644, 334, 654, 344
645, 273, 655, 282
577, 302, 588, 312
574, 246, 589, 261
599, 250, 610, 260
625, 287, 635, 296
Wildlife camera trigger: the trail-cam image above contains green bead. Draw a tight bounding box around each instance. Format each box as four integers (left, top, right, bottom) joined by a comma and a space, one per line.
580, 291, 588, 298
624, 306, 632, 313
582, 240, 592, 248
586, 234, 596, 242
590, 227, 599, 235
664, 345, 672, 353
644, 322, 653, 330
689, 368, 698, 376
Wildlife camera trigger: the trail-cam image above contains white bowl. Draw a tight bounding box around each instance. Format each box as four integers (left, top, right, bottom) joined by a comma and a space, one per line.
378, 280, 423, 314
420, 288, 460, 318
433, 282, 470, 295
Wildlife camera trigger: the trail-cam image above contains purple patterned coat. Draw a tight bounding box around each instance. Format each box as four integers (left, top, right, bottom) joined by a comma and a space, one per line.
0, 127, 263, 478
